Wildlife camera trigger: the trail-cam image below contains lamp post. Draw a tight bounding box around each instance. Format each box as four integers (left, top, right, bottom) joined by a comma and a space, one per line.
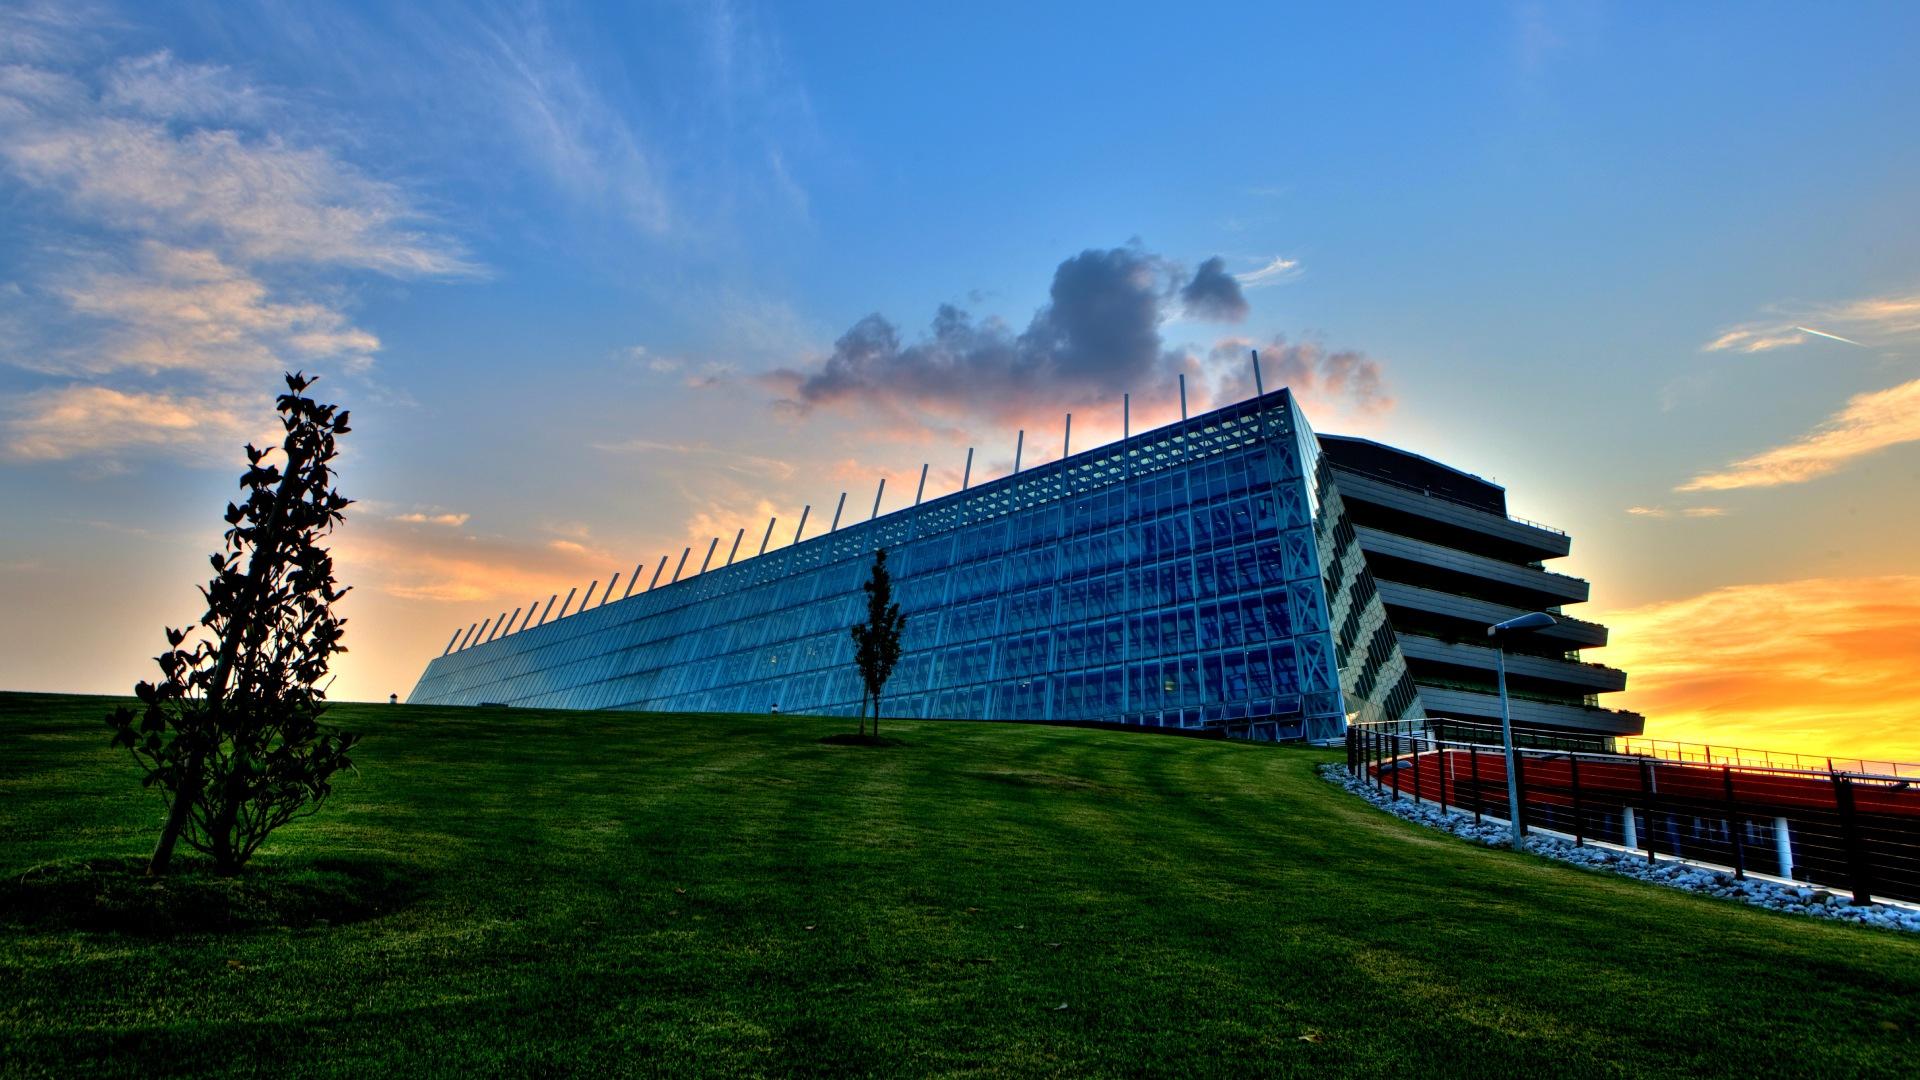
1488, 611, 1556, 849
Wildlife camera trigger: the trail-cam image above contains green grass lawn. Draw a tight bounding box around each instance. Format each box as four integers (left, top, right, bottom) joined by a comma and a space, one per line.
2, 691, 1917, 1077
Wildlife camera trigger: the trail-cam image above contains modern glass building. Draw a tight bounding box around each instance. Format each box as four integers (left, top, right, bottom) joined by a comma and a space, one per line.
408, 389, 1427, 742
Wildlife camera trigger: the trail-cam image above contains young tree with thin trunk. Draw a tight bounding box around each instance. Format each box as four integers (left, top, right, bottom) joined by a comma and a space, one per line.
107, 372, 360, 876
849, 547, 906, 738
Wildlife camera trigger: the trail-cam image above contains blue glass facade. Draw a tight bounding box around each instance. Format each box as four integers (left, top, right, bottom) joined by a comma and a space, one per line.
407, 390, 1422, 741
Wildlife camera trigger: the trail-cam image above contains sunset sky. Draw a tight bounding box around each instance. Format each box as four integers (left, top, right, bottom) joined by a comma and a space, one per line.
2, 1, 1916, 762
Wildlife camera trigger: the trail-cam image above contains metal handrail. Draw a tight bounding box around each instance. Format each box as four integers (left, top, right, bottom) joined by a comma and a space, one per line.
1351, 717, 1920, 783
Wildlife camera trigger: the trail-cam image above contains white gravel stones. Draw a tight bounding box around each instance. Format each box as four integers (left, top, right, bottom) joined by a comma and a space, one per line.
1319, 763, 1920, 934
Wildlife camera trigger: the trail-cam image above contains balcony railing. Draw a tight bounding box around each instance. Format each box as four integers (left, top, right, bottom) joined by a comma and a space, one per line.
1412, 674, 1599, 709
1397, 631, 1622, 674
1327, 462, 1568, 536
1355, 528, 1591, 599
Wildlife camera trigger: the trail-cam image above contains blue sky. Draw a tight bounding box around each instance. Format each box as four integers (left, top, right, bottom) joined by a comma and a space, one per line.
2, 1, 1918, 758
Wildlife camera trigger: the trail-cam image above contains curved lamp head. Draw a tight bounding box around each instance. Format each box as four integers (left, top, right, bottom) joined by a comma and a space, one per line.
1488, 611, 1557, 637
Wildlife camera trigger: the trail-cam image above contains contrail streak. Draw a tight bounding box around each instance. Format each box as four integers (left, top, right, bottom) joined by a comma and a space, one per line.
1793, 325, 1867, 347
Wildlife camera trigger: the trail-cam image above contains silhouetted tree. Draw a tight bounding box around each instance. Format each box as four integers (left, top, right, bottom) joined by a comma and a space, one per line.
108, 373, 359, 875
850, 547, 906, 738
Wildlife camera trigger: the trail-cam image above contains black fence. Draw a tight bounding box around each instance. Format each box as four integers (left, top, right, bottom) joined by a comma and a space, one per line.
1347, 722, 1920, 904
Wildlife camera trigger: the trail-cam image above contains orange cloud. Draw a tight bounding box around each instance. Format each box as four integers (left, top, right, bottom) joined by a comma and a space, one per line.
592, 437, 796, 481
1703, 328, 1809, 353
1677, 377, 1920, 491
1701, 289, 1920, 353
679, 495, 815, 558
392, 511, 469, 527
1625, 505, 1727, 519
321, 517, 695, 698
1596, 576, 1920, 765
0, 384, 272, 464
330, 516, 623, 606
1831, 293, 1920, 335
60, 243, 381, 375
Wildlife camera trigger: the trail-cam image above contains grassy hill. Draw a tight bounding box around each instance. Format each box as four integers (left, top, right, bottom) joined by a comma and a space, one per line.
2, 691, 1916, 1077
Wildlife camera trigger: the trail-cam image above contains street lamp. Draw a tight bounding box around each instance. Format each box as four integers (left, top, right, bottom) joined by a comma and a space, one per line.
1488, 611, 1556, 849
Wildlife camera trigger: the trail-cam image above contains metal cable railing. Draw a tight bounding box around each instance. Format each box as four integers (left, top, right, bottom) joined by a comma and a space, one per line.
1347, 720, 1920, 904
1411, 716, 1920, 781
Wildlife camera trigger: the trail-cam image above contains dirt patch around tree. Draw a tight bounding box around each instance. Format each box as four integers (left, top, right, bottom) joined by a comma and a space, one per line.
0, 856, 426, 936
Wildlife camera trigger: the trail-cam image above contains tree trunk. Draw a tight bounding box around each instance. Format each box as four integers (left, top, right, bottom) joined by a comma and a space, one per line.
207, 765, 247, 875
873, 692, 880, 737
210, 811, 241, 875
146, 747, 204, 876
148, 443, 307, 877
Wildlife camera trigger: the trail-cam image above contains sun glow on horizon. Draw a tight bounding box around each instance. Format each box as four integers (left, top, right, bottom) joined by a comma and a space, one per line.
1596, 576, 1920, 766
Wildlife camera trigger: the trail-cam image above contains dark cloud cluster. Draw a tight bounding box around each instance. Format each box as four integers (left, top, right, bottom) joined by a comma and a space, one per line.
765, 243, 1386, 427
1207, 336, 1393, 417
1179, 256, 1250, 322
769, 244, 1247, 424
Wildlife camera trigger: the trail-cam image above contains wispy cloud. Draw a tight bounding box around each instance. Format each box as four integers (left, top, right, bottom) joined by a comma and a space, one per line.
331, 518, 619, 606
393, 511, 471, 527
43, 242, 380, 376
619, 344, 668, 369
0, 1, 111, 64
1598, 576, 1920, 763
416, 0, 817, 243
1235, 255, 1301, 287
470, 17, 670, 235
672, 479, 897, 561
1625, 505, 1727, 518
1677, 377, 1920, 491
623, 347, 736, 387
102, 50, 270, 123
1703, 328, 1813, 354
0, 55, 475, 276
0, 384, 266, 466
681, 495, 788, 557
1513, 1, 1566, 76
1703, 290, 1920, 354
0, 30, 474, 468
1836, 295, 1920, 334
592, 437, 796, 480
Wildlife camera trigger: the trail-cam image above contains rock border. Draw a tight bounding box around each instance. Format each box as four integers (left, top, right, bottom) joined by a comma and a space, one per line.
1319, 763, 1920, 934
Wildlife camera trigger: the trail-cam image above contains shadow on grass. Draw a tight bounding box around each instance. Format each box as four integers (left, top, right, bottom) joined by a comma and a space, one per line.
817, 733, 908, 748
0, 856, 426, 936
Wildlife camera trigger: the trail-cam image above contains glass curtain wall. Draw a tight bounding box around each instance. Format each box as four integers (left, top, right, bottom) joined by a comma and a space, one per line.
407, 390, 1421, 741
